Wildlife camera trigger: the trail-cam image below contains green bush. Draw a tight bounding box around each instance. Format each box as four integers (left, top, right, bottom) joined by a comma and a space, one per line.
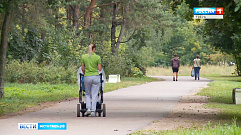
5, 60, 78, 84
131, 67, 144, 77
100, 50, 132, 77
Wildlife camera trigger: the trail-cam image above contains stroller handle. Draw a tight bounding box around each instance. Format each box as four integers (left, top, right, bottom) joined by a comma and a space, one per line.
99, 73, 103, 82
99, 73, 103, 103
79, 73, 83, 103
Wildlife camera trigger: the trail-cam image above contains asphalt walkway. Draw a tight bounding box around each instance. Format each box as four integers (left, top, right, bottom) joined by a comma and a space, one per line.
0, 76, 211, 135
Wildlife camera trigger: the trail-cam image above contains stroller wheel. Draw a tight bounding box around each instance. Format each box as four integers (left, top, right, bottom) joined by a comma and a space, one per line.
77, 104, 80, 117
98, 112, 101, 117
81, 102, 86, 109
103, 104, 106, 117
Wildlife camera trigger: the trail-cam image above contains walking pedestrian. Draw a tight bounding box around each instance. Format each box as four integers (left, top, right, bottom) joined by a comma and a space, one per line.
81, 44, 102, 116
171, 54, 180, 81
193, 55, 201, 80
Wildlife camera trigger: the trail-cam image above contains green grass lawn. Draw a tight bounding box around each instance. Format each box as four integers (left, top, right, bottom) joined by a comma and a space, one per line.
0, 83, 79, 116
133, 121, 241, 135
198, 76, 241, 124
0, 77, 159, 117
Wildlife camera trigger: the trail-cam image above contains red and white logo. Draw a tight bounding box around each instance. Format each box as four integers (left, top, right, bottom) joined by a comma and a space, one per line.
216, 7, 223, 15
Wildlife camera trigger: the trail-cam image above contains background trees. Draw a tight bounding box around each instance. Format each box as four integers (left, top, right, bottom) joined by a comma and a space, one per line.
1, 0, 15, 98
0, 0, 239, 98
185, 0, 241, 75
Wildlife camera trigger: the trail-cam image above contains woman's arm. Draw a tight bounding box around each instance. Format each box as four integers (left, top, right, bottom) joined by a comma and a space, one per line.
192, 60, 195, 69
98, 64, 102, 72
81, 63, 85, 74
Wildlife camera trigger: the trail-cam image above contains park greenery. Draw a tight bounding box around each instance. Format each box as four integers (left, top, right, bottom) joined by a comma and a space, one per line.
1, 0, 241, 99
0, 1, 241, 134
1, 3, 241, 134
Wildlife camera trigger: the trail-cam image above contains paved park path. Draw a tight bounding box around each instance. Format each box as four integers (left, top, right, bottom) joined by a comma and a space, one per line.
0, 76, 211, 135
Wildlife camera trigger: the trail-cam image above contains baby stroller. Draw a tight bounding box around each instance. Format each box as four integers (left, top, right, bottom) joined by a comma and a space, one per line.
76, 67, 106, 117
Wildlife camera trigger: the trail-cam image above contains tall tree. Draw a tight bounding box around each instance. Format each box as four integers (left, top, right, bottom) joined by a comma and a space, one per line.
0, 0, 55, 98
0, 0, 14, 98
73, 4, 80, 29
199, 0, 241, 75
111, 2, 126, 54
84, 0, 96, 29
110, 3, 117, 54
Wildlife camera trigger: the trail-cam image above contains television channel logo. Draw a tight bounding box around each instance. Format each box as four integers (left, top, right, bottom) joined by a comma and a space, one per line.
194, 7, 223, 19
18, 123, 67, 130
18, 123, 38, 130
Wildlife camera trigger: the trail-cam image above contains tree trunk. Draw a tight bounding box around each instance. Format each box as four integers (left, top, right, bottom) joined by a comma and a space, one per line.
66, 6, 72, 27
99, 7, 106, 36
84, 0, 96, 29
54, 7, 60, 29
116, 21, 125, 51
234, 54, 241, 76
80, 0, 96, 48
111, 3, 117, 54
89, 12, 93, 39
21, 4, 26, 35
0, 9, 13, 99
73, 4, 80, 30
116, 6, 126, 52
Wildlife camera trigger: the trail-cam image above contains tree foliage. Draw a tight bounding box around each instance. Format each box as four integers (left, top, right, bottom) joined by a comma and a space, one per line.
1, 0, 239, 98
196, 0, 241, 75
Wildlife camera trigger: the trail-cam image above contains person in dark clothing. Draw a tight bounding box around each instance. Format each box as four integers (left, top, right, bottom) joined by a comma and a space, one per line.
171, 54, 180, 81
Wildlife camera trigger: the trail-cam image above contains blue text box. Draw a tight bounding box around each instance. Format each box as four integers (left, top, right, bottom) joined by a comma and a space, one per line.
194, 7, 216, 15
38, 123, 67, 130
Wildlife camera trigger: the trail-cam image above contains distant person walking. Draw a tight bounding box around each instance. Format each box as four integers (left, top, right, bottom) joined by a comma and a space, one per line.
171, 54, 180, 81
193, 55, 201, 80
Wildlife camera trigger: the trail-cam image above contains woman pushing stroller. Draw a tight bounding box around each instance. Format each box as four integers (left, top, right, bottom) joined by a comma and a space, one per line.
81, 44, 102, 116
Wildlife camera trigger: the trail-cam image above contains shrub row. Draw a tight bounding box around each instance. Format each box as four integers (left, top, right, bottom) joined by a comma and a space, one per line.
5, 60, 78, 84
4, 59, 145, 84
